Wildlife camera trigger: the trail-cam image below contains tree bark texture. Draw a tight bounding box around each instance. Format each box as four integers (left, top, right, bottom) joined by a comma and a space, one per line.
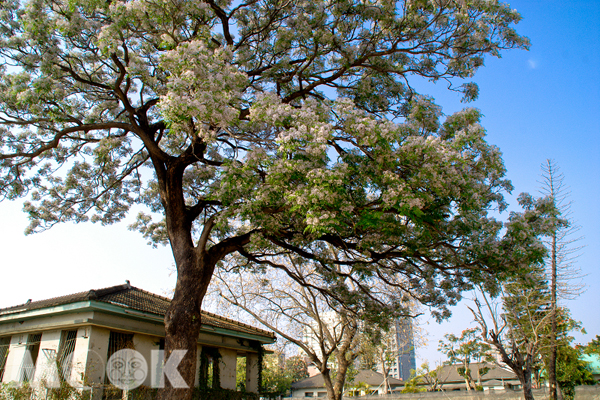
160, 247, 214, 400
155, 162, 218, 400
322, 369, 343, 400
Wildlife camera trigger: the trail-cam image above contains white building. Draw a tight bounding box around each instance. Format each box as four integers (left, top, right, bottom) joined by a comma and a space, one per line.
0, 282, 275, 398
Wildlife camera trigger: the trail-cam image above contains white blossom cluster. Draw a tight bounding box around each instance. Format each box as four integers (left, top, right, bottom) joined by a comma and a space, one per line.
159, 41, 248, 139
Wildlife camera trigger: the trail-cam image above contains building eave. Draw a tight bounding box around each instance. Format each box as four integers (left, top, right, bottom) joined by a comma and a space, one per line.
0, 300, 275, 345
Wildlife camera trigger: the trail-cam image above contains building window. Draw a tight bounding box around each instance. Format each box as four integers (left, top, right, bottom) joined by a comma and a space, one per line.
21, 333, 42, 382
107, 332, 134, 358
57, 330, 77, 381
0, 336, 10, 382
304, 393, 314, 397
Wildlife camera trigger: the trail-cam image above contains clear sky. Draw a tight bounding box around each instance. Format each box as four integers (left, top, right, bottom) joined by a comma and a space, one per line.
0, 0, 598, 366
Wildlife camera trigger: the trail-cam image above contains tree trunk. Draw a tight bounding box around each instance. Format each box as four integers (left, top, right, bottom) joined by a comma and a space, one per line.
153, 160, 216, 400
158, 248, 214, 400
155, 164, 217, 400
522, 367, 535, 400
549, 231, 558, 400
379, 349, 390, 394
322, 370, 342, 400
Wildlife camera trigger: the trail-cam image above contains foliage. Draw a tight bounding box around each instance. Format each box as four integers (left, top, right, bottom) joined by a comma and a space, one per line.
0, 0, 530, 397
260, 354, 290, 395
0, 0, 530, 313
478, 163, 587, 400
400, 369, 426, 393
418, 362, 447, 392
46, 381, 90, 400
584, 335, 600, 355
470, 264, 549, 400
345, 379, 370, 396
237, 352, 307, 396
0, 381, 91, 400
467, 191, 573, 400
555, 345, 596, 400
355, 317, 419, 393
0, 383, 32, 400
284, 355, 309, 385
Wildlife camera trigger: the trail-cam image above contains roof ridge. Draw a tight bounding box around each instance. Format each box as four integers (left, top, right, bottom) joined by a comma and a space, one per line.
91, 284, 129, 297
200, 310, 274, 338
127, 285, 173, 302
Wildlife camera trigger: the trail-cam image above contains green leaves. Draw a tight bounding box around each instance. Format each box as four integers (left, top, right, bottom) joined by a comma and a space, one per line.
0, 0, 530, 319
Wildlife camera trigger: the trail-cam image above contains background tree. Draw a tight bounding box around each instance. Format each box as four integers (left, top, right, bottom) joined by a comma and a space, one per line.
468, 194, 563, 400
236, 352, 308, 395
538, 159, 585, 400
0, 0, 529, 398
419, 362, 449, 392
356, 317, 420, 394
583, 335, 600, 355
554, 344, 596, 400
470, 268, 549, 400
438, 328, 493, 391
375, 329, 400, 394
400, 368, 426, 394
284, 355, 309, 384
211, 257, 402, 400
261, 353, 291, 397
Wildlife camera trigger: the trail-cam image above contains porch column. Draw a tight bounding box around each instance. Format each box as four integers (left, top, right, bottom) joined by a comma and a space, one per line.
245, 353, 260, 393
69, 326, 110, 400
218, 348, 237, 390
2, 334, 27, 383
33, 329, 62, 387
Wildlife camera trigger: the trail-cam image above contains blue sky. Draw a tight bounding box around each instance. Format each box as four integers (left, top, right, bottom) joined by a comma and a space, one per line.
415, 0, 600, 364
0, 0, 598, 365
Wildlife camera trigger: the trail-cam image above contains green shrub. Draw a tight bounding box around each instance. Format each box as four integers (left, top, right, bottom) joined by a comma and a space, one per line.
0, 383, 33, 400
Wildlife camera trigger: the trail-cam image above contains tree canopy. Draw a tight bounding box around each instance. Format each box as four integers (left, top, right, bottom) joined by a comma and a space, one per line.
0, 0, 529, 398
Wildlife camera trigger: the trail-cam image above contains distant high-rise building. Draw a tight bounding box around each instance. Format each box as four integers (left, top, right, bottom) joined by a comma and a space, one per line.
394, 317, 416, 381
301, 311, 416, 382
372, 317, 416, 381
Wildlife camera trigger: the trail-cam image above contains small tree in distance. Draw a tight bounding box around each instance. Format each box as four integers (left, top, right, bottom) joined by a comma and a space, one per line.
438, 328, 493, 391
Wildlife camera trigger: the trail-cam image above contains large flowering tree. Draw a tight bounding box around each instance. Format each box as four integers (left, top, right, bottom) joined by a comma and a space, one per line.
0, 0, 530, 398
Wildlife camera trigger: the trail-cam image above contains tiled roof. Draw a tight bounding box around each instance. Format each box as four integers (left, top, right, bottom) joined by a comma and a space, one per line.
0, 283, 274, 340
424, 362, 518, 385
292, 369, 403, 389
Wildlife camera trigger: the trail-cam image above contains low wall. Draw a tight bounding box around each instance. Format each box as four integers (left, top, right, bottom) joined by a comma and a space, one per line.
288, 386, 600, 400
